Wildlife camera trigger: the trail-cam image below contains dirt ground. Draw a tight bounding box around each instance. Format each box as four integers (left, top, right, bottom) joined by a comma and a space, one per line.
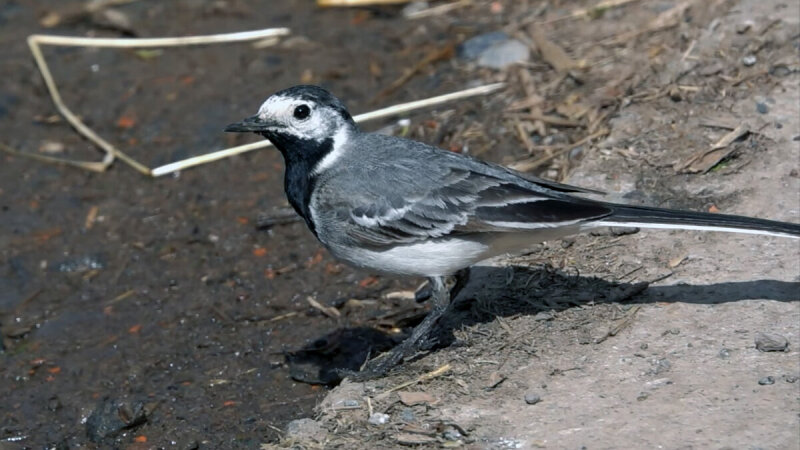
1, 0, 798, 449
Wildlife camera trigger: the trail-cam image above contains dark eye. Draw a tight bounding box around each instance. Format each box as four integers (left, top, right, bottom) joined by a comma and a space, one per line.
293, 104, 310, 120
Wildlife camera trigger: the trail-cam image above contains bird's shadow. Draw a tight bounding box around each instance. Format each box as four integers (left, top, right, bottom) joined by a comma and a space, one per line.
286, 265, 799, 385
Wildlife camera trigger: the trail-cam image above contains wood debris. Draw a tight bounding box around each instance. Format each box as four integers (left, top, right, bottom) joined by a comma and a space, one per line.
594, 306, 641, 344
306, 296, 341, 319
395, 432, 437, 445
375, 42, 455, 100
398, 391, 436, 406
529, 25, 583, 72
405, 0, 472, 20
375, 364, 451, 399
317, 0, 414, 6
603, 0, 695, 46
676, 124, 750, 173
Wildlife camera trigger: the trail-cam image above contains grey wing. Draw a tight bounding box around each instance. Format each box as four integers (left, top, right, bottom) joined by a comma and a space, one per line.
345, 164, 612, 247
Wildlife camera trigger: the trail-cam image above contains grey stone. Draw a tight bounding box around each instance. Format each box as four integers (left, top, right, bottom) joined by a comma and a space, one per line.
524, 393, 542, 405
460, 31, 510, 60
368, 413, 390, 425
755, 332, 788, 352
758, 376, 775, 386
477, 39, 530, 69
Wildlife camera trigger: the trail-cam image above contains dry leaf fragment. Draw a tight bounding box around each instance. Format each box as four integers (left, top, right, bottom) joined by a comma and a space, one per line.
398, 391, 436, 406
529, 25, 582, 72
485, 371, 507, 389
676, 124, 749, 173
668, 254, 687, 268
306, 296, 341, 318
395, 433, 437, 445
85, 206, 99, 230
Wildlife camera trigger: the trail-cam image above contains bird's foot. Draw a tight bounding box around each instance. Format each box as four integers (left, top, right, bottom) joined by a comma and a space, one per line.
340, 274, 468, 381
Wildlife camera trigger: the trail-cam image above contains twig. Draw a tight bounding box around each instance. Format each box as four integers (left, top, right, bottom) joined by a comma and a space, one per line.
601, 0, 693, 46
405, 0, 472, 19
306, 296, 341, 319
731, 69, 769, 87
375, 364, 451, 400
512, 112, 582, 128
676, 124, 749, 173
256, 208, 302, 229
513, 118, 535, 154
529, 25, 583, 72
267, 311, 299, 322
375, 42, 455, 100
40, 0, 140, 28
514, 0, 641, 29
594, 305, 641, 344
680, 39, 697, 62
151, 83, 505, 176
107, 289, 136, 304
317, 0, 414, 5
30, 28, 290, 48
509, 128, 608, 172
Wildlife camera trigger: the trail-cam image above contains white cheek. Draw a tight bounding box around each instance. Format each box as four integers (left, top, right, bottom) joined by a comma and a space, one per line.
295, 115, 327, 139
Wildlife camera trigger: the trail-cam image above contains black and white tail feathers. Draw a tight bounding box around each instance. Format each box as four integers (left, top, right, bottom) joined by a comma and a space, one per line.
588, 203, 800, 239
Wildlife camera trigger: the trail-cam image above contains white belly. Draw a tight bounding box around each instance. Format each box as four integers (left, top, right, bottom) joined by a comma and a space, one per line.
330, 237, 490, 277
326, 225, 584, 277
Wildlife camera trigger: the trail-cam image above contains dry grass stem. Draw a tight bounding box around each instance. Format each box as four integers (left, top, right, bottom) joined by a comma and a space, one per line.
405, 0, 472, 19
317, 0, 413, 6
151, 82, 505, 176
509, 128, 609, 172
21, 28, 290, 175
375, 364, 452, 399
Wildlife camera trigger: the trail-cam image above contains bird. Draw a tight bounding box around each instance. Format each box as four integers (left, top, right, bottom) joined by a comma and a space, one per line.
225, 85, 800, 379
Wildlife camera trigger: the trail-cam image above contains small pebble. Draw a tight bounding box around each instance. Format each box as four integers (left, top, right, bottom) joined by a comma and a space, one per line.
755, 332, 788, 352
459, 31, 509, 60
649, 358, 671, 375
742, 55, 757, 66
477, 39, 530, 69
784, 375, 798, 383
718, 348, 731, 359
524, 393, 541, 405
758, 376, 775, 386
756, 102, 769, 114
400, 408, 416, 423
443, 429, 463, 441
735, 21, 753, 34
368, 413, 390, 425
771, 64, 791, 77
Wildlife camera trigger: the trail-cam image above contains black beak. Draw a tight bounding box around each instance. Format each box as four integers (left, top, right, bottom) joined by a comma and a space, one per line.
224, 114, 274, 133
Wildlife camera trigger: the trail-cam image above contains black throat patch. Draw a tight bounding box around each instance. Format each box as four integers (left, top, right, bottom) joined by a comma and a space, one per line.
261, 130, 333, 235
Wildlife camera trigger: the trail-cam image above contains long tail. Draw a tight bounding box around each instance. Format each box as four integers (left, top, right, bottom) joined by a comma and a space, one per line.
587, 203, 800, 239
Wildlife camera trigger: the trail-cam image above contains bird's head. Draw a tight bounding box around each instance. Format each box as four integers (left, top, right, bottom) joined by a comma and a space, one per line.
224, 85, 357, 155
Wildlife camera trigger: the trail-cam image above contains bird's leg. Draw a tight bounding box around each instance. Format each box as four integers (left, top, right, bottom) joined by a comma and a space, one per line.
350, 275, 451, 380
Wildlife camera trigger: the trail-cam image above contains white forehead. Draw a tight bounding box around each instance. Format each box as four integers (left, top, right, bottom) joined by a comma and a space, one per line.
257, 95, 302, 119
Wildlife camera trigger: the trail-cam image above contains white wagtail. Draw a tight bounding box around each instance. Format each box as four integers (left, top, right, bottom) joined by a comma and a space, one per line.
225, 85, 800, 378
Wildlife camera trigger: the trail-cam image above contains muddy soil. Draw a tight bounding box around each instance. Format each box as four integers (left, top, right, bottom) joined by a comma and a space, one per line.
1, 0, 798, 449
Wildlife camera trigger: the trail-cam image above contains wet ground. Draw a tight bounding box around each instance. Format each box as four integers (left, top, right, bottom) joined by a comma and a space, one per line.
1, 0, 799, 449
